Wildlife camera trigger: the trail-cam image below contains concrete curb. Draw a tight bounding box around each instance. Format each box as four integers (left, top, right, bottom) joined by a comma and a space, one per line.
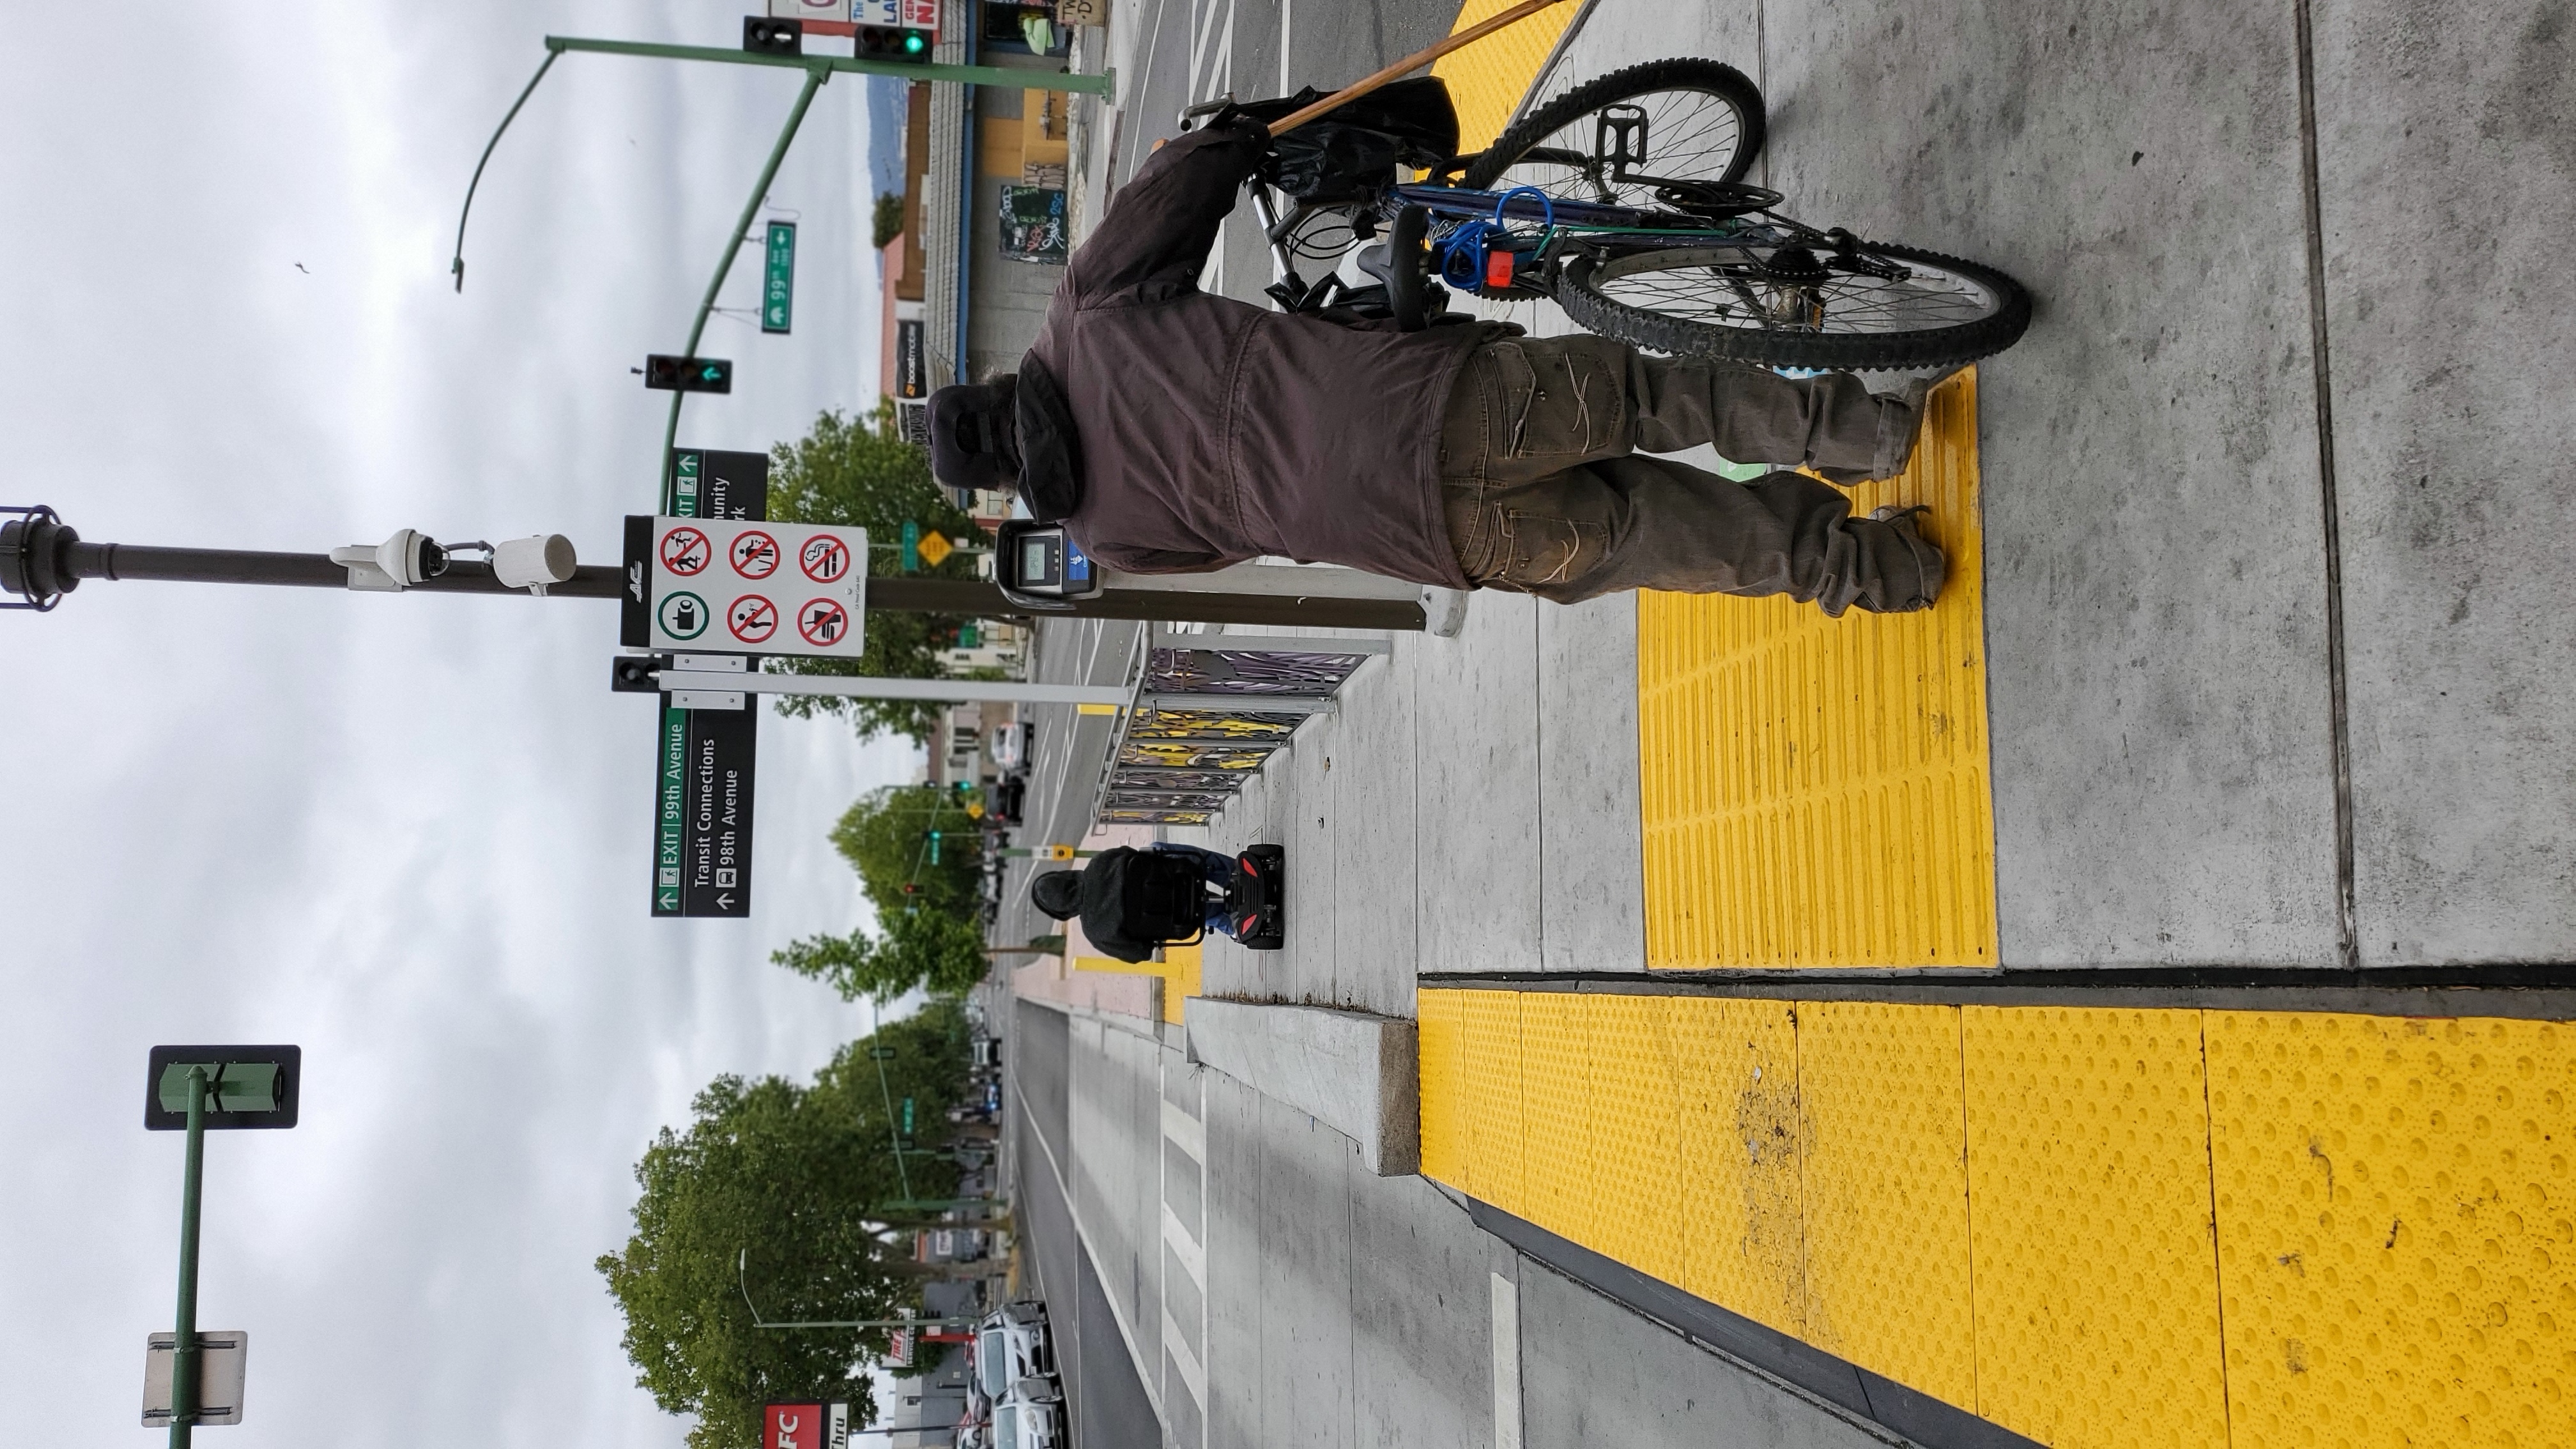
1183, 999, 1421, 1176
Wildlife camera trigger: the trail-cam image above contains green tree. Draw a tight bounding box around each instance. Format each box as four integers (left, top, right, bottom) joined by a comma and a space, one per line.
771, 785, 991, 1002
765, 404, 989, 743
774, 907, 990, 1004
872, 192, 905, 250
597, 1004, 974, 1449
831, 784, 985, 918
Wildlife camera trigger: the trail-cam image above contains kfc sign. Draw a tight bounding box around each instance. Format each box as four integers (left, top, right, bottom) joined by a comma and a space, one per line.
764, 1401, 850, 1449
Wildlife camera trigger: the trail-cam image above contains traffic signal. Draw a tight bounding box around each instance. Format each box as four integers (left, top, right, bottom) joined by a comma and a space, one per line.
743, 17, 802, 55
857, 26, 932, 62
643, 355, 733, 394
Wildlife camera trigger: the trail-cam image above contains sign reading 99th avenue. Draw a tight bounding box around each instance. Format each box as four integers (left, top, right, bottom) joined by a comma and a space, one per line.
646, 516, 867, 656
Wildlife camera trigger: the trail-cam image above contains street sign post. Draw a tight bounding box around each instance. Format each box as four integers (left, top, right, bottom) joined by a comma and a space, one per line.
761, 221, 796, 334
144, 1048, 300, 1447
633, 452, 774, 919
643, 516, 868, 657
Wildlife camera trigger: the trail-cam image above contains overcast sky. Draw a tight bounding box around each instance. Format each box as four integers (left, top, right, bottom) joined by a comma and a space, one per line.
0, 4, 921, 1445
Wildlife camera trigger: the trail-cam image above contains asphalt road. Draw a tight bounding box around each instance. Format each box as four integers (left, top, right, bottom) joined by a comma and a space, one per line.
1007, 998, 1160, 1449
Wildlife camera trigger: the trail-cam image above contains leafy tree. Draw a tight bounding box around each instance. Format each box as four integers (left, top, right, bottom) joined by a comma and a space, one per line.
872, 192, 905, 250
598, 1003, 974, 1449
774, 907, 990, 1004
831, 784, 986, 918
765, 404, 988, 744
770, 785, 991, 1002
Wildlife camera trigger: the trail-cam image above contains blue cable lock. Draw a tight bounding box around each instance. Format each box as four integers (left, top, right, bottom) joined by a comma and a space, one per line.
1434, 187, 1556, 289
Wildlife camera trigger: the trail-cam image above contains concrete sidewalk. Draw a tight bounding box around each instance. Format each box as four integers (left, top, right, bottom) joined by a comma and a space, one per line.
1006, 0, 2576, 1445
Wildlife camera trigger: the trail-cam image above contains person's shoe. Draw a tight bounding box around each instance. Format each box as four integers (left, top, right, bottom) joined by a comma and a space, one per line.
1862, 504, 1945, 611
1874, 364, 1972, 480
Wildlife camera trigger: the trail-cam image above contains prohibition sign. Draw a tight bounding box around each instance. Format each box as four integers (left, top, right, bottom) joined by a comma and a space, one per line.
659, 525, 712, 576
799, 533, 851, 583
797, 596, 852, 647
729, 529, 781, 579
726, 594, 779, 644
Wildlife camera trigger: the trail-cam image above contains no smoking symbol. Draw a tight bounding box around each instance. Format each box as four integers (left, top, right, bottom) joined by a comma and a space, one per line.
800, 534, 850, 582
659, 526, 710, 576
730, 530, 780, 579
797, 597, 851, 647
726, 594, 779, 644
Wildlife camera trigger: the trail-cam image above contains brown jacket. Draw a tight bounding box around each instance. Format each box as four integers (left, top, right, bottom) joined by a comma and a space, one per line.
1027, 123, 1507, 588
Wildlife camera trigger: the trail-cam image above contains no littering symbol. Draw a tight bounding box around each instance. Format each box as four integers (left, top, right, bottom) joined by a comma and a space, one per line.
730, 529, 781, 579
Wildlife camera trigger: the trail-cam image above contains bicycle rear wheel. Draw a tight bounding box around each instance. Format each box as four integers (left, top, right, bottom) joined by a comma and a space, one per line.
1462, 59, 1765, 203
1554, 238, 2033, 370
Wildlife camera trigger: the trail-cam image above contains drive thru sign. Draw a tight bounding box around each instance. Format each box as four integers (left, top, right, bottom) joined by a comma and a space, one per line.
647, 516, 867, 656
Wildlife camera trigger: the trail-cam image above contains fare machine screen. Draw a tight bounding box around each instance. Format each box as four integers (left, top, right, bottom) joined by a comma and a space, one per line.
995, 521, 1101, 603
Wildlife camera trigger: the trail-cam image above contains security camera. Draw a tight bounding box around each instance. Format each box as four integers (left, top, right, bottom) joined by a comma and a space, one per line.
330, 528, 446, 592
491, 533, 577, 594
374, 528, 448, 586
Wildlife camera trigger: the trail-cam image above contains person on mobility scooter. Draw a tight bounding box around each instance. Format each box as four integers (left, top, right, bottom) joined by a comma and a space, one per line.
1031, 843, 1287, 960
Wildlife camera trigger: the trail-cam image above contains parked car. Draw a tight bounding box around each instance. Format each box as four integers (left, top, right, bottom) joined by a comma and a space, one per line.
977, 1301, 1054, 1392
972, 1034, 1002, 1070
993, 1376, 1064, 1449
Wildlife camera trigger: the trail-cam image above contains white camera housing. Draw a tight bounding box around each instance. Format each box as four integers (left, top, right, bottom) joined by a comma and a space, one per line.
492, 533, 578, 594
331, 528, 444, 592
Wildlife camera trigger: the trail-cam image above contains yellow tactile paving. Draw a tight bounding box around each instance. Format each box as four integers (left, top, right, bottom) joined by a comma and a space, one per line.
2206, 1013, 2575, 1449
1519, 990, 1597, 1246
1459, 988, 1527, 1216
1415, 987, 1470, 1185
1579, 994, 1687, 1285
1638, 369, 1998, 969
1962, 1006, 2230, 1449
1429, 0, 1581, 153
1072, 944, 1199, 1023
1798, 1001, 1979, 1409
1668, 996, 1809, 1335
1417, 992, 2570, 1446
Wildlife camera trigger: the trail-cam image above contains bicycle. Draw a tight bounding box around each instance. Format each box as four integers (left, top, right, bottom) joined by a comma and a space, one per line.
1186, 59, 2032, 371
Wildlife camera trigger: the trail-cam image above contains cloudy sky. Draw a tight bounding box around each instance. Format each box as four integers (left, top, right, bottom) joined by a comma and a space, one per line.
0, 4, 920, 1444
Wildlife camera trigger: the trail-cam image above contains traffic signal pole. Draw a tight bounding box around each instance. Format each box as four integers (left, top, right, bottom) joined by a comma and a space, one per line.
540, 35, 1117, 94
659, 66, 827, 480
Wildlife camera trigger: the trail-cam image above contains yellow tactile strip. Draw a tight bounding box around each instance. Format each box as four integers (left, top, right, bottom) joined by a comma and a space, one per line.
1072, 943, 1199, 1023
1429, 0, 1581, 154
1420, 988, 2575, 1449
1638, 370, 1997, 968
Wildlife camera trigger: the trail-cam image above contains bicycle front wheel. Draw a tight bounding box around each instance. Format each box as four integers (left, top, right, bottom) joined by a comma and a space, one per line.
1554, 238, 2032, 369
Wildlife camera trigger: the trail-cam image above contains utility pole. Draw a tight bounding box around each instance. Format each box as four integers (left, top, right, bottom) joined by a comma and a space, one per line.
3, 505, 1434, 629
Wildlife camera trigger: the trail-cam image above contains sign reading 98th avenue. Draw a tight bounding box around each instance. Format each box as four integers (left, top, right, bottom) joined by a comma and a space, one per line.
647, 516, 867, 656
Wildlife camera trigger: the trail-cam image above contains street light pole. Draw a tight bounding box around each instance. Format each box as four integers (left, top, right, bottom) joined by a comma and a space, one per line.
167, 1066, 208, 1449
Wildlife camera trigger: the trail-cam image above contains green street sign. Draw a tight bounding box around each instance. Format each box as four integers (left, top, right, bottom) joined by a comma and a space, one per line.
867, 1046, 898, 1061
761, 221, 796, 334
901, 1098, 916, 1134
900, 519, 920, 573
144, 1046, 301, 1131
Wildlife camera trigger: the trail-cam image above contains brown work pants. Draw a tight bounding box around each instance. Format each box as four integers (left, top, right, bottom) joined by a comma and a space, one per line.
1437, 335, 1942, 615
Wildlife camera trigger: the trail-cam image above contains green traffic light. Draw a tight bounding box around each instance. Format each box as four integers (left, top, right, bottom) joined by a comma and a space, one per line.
903, 32, 925, 53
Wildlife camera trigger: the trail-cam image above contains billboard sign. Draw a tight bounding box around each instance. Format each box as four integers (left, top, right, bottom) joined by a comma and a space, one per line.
763, 1401, 849, 1449
894, 319, 926, 399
